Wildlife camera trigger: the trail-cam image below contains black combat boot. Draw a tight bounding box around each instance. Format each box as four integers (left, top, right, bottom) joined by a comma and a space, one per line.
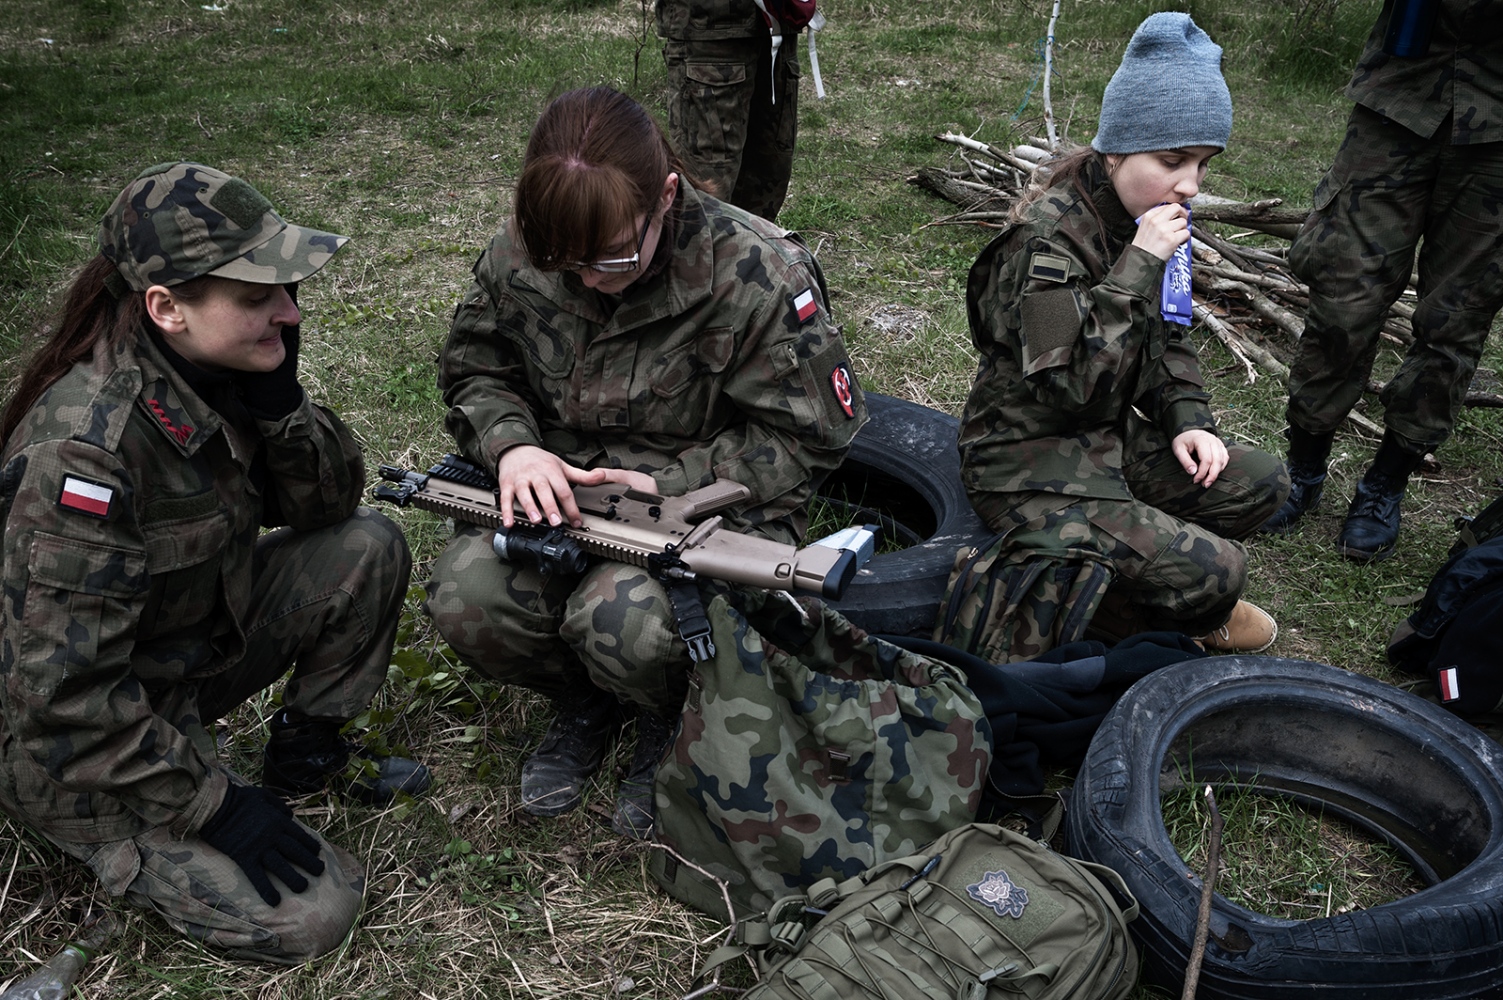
611, 709, 677, 840
520, 686, 622, 817
1259, 425, 1334, 535
1336, 432, 1426, 563
262, 709, 432, 805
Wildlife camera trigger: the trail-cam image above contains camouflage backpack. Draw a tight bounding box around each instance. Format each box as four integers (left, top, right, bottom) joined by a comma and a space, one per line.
693, 821, 1140, 1000
650, 587, 991, 920
934, 525, 1115, 663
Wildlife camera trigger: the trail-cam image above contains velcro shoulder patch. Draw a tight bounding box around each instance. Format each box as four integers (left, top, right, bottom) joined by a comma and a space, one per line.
1020, 287, 1084, 363
1026, 252, 1072, 284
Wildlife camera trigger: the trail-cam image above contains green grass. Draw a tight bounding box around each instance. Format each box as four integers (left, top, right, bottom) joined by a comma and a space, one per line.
7, 0, 1503, 997
1163, 780, 1424, 923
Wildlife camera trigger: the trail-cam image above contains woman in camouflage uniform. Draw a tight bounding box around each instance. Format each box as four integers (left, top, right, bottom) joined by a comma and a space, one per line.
0, 163, 426, 963
424, 86, 865, 839
959, 14, 1289, 652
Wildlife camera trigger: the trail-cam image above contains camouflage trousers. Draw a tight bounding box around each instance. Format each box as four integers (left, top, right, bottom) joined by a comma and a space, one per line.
35, 507, 408, 962
662, 31, 800, 221
1287, 104, 1503, 454
424, 525, 693, 714
176, 506, 413, 755
968, 441, 1288, 636
43, 784, 366, 965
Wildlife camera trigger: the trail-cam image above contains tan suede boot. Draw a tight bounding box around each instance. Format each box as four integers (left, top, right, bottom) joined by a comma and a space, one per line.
1196, 600, 1278, 654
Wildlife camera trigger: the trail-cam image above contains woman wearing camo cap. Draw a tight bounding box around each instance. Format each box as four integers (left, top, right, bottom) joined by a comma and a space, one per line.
959, 13, 1290, 655
0, 162, 427, 962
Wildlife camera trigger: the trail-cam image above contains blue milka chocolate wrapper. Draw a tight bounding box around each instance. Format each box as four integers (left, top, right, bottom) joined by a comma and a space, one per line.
1161, 208, 1193, 326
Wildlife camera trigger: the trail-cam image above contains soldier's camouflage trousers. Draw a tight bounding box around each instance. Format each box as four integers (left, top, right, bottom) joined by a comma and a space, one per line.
44, 782, 365, 965
188, 506, 412, 744
968, 441, 1288, 636
424, 525, 692, 715
662, 32, 799, 221
30, 508, 408, 963
1287, 103, 1503, 454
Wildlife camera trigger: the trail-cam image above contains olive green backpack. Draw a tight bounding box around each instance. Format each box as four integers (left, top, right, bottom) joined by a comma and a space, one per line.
694, 820, 1140, 1000
935, 529, 1115, 663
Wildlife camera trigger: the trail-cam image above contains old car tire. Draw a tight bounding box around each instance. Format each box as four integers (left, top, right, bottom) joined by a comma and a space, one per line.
1067, 656, 1503, 999
820, 393, 991, 637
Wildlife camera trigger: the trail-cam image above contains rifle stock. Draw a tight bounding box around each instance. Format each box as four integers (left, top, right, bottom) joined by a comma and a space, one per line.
375, 456, 856, 599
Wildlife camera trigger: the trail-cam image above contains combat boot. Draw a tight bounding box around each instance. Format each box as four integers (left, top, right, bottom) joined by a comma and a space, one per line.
1195, 600, 1278, 654
1259, 425, 1333, 535
262, 710, 432, 805
520, 686, 621, 817
1336, 433, 1425, 563
611, 710, 677, 840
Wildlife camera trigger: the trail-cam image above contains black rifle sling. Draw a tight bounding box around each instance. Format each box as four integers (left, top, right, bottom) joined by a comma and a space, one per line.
650, 552, 716, 662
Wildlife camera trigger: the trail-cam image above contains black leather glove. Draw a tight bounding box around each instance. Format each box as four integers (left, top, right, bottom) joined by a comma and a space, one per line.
238, 321, 304, 419
199, 782, 326, 907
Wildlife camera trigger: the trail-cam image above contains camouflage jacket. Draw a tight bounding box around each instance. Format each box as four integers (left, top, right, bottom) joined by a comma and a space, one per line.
440, 181, 866, 536
958, 158, 1216, 500
1347, 0, 1501, 145
0, 329, 364, 843
656, 0, 765, 41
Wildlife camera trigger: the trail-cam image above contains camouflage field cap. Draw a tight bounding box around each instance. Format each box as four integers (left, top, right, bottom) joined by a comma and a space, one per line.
99, 161, 348, 291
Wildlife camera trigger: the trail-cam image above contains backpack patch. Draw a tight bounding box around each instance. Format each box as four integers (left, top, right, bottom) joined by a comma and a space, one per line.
968, 868, 1029, 919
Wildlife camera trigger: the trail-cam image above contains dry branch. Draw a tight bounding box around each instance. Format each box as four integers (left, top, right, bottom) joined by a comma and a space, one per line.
1181, 786, 1225, 1000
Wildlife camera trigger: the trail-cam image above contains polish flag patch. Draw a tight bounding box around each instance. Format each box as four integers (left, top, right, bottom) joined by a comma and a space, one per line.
58, 475, 114, 519
1439, 666, 1461, 702
793, 288, 818, 324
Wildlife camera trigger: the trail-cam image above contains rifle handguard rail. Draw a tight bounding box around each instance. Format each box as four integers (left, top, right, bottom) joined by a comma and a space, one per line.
375, 459, 856, 599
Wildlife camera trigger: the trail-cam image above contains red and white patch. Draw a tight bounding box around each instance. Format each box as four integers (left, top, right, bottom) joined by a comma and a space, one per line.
829, 362, 856, 418
1439, 666, 1461, 702
58, 475, 114, 519
793, 288, 818, 324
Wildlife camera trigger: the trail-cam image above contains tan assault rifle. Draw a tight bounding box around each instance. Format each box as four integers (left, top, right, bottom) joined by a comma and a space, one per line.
375, 455, 857, 599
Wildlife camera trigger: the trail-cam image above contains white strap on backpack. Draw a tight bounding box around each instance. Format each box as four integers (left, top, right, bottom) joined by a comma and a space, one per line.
750, 0, 826, 102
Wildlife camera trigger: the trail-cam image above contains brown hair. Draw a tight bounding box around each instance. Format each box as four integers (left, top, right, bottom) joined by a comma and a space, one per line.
1013, 144, 1111, 240
1, 256, 208, 447
514, 86, 693, 271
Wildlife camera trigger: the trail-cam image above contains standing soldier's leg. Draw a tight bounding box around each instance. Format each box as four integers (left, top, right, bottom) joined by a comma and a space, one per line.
1269, 105, 1435, 540
425, 526, 620, 819
1340, 137, 1503, 561
731, 29, 800, 220
662, 36, 761, 207
1378, 139, 1503, 454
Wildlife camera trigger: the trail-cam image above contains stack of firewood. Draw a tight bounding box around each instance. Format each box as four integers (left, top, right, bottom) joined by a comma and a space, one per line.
908, 134, 1501, 421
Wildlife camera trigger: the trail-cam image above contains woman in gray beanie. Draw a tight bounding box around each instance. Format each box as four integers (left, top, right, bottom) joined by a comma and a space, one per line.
956, 12, 1290, 655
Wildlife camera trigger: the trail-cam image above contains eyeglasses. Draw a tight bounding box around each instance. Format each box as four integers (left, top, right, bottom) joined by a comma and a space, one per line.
564, 215, 650, 274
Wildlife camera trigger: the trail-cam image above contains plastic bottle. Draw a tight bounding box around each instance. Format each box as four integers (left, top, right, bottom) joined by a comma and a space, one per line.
0, 914, 117, 1000
1382, 0, 1439, 57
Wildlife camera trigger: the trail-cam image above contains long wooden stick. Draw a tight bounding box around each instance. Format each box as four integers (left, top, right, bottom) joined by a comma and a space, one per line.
1042, 0, 1062, 149
1181, 786, 1225, 1000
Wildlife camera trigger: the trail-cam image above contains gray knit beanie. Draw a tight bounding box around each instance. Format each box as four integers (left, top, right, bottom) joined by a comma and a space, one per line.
1091, 12, 1232, 155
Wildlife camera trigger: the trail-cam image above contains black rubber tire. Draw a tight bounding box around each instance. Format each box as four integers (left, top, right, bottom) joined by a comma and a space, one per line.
1066, 656, 1503, 999
819, 393, 991, 637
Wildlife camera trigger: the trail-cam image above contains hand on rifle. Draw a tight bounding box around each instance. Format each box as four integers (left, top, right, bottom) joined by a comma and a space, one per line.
498, 446, 657, 528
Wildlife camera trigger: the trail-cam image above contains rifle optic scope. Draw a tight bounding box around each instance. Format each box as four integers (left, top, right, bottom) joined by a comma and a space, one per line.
491, 526, 591, 575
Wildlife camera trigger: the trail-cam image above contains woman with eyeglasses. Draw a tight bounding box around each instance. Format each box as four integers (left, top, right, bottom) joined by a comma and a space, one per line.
424, 86, 865, 839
